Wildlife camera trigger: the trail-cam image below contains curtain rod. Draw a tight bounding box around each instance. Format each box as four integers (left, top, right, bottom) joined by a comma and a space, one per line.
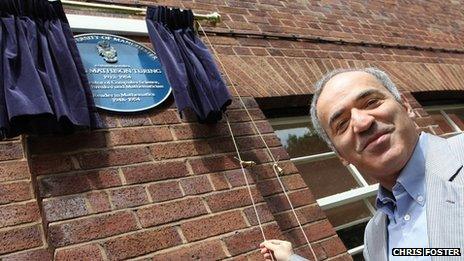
59, 0, 221, 25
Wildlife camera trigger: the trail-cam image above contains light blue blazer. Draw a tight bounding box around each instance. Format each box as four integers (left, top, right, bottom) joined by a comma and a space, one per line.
364, 133, 464, 261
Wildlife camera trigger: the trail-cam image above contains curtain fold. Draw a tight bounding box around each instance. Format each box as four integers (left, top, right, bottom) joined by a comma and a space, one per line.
0, 0, 102, 139
146, 6, 232, 124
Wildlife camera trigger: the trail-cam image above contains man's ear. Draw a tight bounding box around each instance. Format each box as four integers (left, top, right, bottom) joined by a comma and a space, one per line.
401, 98, 415, 118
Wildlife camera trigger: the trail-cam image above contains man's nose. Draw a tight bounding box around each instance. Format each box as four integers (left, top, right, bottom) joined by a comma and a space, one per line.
351, 108, 374, 133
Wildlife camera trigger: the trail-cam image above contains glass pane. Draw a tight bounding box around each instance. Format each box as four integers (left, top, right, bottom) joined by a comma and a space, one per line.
325, 200, 372, 227
368, 196, 377, 210
337, 221, 368, 250
445, 108, 464, 131
429, 112, 455, 133
352, 165, 378, 185
273, 122, 331, 157
295, 157, 360, 199
353, 252, 365, 261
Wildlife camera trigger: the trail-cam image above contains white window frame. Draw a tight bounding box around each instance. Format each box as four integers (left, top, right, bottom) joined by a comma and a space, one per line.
270, 117, 377, 257
271, 105, 464, 257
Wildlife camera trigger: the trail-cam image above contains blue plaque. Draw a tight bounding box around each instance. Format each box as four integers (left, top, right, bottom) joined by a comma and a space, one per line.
75, 34, 172, 112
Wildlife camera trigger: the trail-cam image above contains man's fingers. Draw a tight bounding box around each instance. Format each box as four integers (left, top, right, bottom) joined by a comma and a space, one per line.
267, 239, 284, 245
261, 240, 282, 251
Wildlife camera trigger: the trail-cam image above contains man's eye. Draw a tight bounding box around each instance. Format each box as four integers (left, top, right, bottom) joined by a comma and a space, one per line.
365, 99, 380, 108
337, 120, 348, 133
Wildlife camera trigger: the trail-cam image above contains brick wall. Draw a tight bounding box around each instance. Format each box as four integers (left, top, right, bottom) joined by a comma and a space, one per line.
0, 98, 349, 260
1, 0, 461, 260
0, 137, 52, 260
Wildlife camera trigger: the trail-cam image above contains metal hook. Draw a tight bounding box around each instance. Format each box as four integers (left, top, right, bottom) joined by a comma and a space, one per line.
234, 157, 256, 168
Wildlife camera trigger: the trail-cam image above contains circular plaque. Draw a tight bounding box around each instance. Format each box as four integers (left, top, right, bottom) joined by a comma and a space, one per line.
75, 33, 172, 112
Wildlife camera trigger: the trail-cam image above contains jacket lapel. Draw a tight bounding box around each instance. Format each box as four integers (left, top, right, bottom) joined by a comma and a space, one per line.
425, 134, 464, 255
366, 212, 388, 261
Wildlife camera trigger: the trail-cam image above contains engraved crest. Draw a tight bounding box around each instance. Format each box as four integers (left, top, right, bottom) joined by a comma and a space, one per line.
97, 40, 118, 63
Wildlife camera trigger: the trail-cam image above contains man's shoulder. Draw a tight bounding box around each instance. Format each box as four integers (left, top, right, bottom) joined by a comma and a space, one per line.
446, 132, 464, 145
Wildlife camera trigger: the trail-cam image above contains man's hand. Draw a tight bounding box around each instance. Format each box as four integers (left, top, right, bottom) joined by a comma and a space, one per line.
259, 240, 294, 261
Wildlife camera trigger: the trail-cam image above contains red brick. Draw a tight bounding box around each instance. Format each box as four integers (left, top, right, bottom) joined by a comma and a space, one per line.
319, 236, 347, 257
266, 189, 316, 213
282, 174, 308, 190
77, 147, 151, 169
293, 244, 326, 261
147, 181, 183, 202
1, 247, 51, 261
109, 185, 149, 209
207, 36, 239, 46
0, 181, 32, 204
189, 154, 240, 174
87, 191, 111, 213
27, 131, 107, 154
55, 244, 104, 261
209, 172, 230, 191
0, 161, 29, 182
149, 109, 181, 125
118, 115, 151, 127
251, 48, 270, 56
108, 126, 172, 146
228, 97, 259, 110
99, 114, 119, 128
149, 140, 211, 160
38, 168, 121, 197
275, 204, 326, 230
0, 201, 40, 228
122, 161, 188, 184
255, 121, 275, 134
270, 147, 291, 161
0, 225, 43, 255
172, 122, 254, 140
137, 197, 208, 227
49, 211, 138, 247
43, 195, 89, 222
224, 223, 282, 256
208, 135, 277, 153
205, 187, 264, 212
243, 203, 275, 226
103, 227, 182, 260
257, 178, 284, 196
180, 211, 248, 242
241, 149, 272, 164
234, 47, 253, 55
30, 154, 74, 175
0, 142, 23, 161
152, 240, 227, 260
285, 220, 336, 246
224, 168, 255, 187
180, 175, 213, 195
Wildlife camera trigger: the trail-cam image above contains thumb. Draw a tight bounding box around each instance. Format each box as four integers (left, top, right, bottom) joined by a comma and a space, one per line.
261, 240, 280, 251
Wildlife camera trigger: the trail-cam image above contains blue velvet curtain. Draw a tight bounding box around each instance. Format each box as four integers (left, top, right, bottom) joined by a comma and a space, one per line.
0, 0, 102, 139
146, 6, 232, 124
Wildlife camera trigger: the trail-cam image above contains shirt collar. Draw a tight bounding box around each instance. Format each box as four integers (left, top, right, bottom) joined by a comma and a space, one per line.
376, 132, 428, 212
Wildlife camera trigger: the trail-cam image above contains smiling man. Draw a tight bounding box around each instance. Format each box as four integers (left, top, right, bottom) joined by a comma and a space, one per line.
260, 68, 464, 261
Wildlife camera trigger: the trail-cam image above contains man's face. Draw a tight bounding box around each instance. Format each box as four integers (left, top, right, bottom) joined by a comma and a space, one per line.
317, 71, 419, 185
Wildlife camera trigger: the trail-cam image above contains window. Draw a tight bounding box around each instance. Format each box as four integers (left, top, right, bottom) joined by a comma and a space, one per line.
425, 105, 464, 137
270, 116, 378, 259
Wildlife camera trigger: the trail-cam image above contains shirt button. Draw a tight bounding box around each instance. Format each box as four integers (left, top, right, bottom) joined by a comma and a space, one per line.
417, 195, 424, 202
404, 214, 411, 221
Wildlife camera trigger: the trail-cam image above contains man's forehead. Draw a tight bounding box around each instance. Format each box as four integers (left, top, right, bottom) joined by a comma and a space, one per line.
317, 71, 388, 122
325, 71, 383, 91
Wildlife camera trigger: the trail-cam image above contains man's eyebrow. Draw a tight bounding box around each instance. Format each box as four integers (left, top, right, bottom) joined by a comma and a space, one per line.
328, 88, 382, 128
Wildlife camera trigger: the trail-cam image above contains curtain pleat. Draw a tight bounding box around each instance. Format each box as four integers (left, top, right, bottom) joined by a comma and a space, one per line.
0, 0, 102, 139
146, 6, 232, 124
